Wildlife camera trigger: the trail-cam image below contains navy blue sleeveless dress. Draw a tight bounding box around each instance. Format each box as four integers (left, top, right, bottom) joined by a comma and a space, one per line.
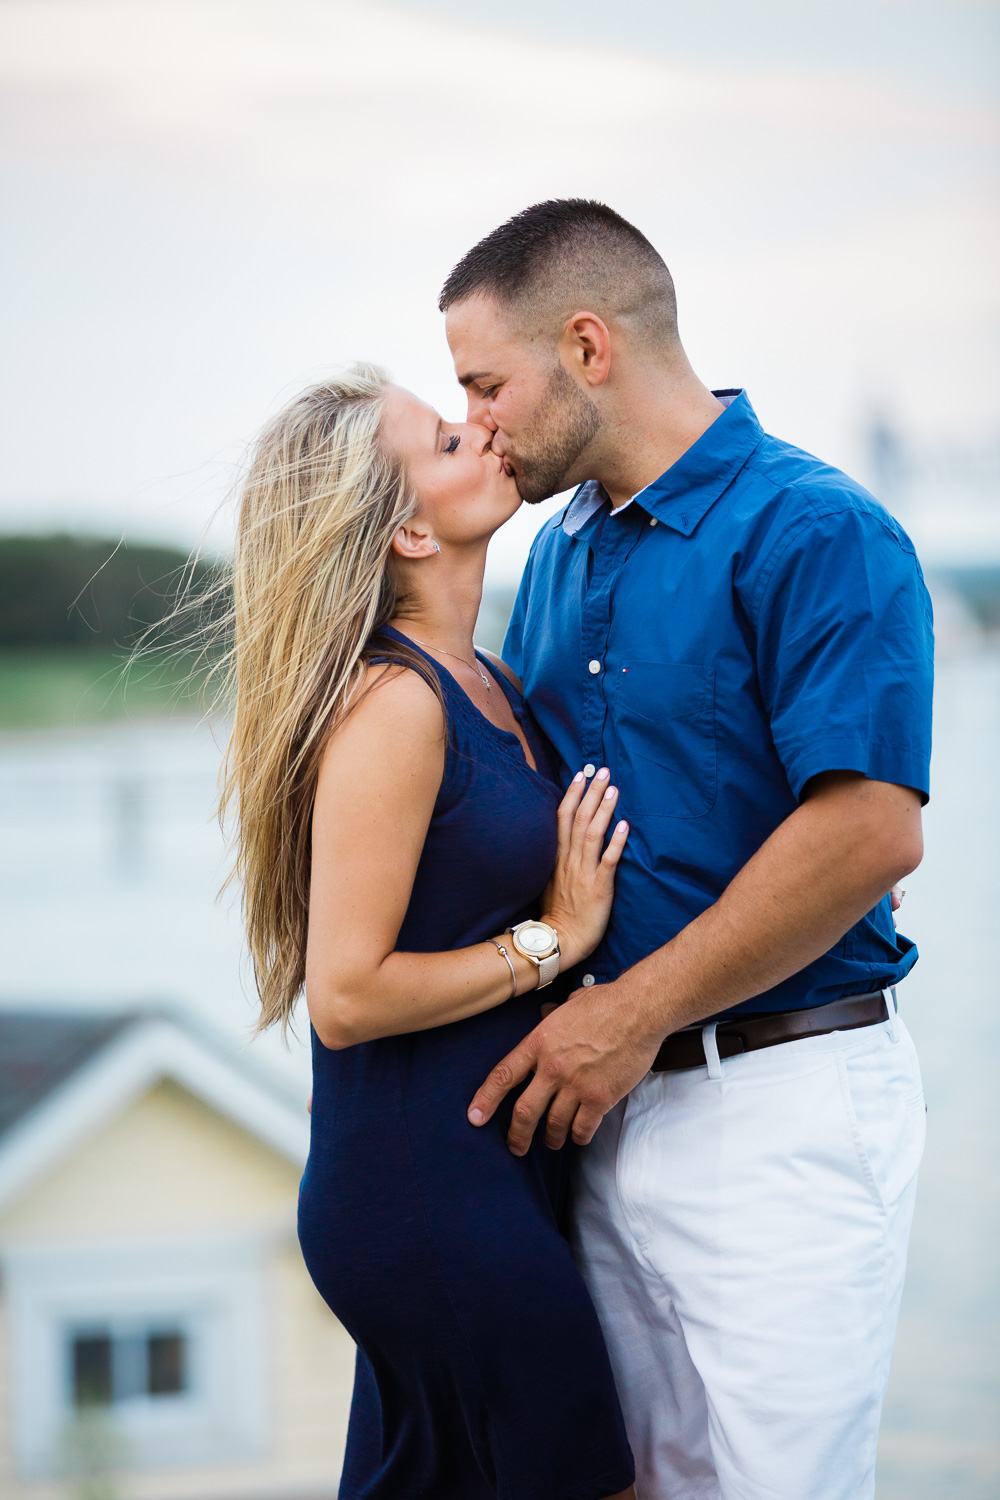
298, 631, 634, 1500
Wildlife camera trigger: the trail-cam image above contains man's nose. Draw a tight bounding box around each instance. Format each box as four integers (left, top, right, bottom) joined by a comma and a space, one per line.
465, 391, 498, 432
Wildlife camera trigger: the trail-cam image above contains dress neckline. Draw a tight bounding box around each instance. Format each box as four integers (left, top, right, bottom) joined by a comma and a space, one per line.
381, 625, 542, 778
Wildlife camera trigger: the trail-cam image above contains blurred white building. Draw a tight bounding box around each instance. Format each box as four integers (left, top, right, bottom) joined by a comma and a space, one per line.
0, 1009, 353, 1500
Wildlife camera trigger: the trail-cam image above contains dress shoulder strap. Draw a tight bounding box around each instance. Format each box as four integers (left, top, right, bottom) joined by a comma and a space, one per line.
476, 648, 522, 695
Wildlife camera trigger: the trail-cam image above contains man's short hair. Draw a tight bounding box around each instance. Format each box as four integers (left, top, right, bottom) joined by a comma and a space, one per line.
439, 198, 678, 352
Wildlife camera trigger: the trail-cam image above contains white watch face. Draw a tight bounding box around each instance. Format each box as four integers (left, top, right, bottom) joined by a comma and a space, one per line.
514, 921, 557, 958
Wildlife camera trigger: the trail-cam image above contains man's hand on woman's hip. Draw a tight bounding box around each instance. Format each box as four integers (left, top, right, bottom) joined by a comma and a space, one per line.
468, 774, 924, 1155
467, 978, 661, 1155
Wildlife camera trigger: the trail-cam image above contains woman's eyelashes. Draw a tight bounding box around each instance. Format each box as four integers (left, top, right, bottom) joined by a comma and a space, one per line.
443, 433, 461, 454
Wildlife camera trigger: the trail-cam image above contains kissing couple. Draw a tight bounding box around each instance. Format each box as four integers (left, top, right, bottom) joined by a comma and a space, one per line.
223, 200, 933, 1499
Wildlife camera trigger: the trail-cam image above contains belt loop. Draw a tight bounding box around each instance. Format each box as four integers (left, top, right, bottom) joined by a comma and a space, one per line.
702, 1022, 723, 1080
886, 985, 900, 1043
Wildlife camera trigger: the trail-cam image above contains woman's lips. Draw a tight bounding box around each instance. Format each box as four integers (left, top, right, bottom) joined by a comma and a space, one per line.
489, 442, 515, 478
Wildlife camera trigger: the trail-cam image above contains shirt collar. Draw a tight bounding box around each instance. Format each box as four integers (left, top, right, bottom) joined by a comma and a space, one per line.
560, 389, 762, 538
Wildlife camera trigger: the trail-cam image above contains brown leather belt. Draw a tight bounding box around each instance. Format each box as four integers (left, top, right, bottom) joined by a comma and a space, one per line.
650, 991, 890, 1073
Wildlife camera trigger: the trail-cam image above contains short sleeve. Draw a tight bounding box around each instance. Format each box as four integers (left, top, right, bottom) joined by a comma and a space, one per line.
754, 504, 934, 803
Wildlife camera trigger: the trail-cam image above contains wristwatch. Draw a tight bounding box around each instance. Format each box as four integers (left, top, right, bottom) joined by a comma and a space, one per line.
508, 919, 561, 989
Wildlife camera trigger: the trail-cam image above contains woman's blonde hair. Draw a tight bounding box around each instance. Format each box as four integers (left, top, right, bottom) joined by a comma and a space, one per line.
219, 363, 440, 1033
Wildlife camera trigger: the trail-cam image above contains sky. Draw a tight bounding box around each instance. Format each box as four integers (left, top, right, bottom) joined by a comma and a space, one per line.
0, 0, 997, 582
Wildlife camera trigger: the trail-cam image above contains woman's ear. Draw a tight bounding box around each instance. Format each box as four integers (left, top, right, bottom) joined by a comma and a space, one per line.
391, 520, 440, 560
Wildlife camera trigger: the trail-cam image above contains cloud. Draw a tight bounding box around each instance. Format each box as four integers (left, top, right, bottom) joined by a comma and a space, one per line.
0, 0, 996, 573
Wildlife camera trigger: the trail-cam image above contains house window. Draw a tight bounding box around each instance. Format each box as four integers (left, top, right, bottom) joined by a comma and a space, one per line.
149, 1331, 185, 1395
72, 1332, 112, 1405
3, 1234, 269, 1478
71, 1326, 188, 1407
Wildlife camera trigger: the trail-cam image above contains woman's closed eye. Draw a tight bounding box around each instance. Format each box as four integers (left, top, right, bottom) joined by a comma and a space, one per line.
443, 434, 460, 454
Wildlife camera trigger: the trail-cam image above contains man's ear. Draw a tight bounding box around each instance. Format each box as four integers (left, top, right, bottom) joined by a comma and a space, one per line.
560, 312, 612, 388
391, 519, 440, 560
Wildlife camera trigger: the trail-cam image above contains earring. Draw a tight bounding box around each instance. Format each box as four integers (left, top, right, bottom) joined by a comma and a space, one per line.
431, 542, 441, 553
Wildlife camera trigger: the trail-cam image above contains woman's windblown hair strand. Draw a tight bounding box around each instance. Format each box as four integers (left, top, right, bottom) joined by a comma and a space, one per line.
220, 363, 434, 1034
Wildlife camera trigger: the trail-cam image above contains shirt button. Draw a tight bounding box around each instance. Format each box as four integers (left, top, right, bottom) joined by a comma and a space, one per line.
588, 659, 602, 674
649, 517, 658, 527
581, 974, 596, 987
583, 763, 596, 778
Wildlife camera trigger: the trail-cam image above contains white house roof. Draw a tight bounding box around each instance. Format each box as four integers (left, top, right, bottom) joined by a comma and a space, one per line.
0, 1010, 310, 1213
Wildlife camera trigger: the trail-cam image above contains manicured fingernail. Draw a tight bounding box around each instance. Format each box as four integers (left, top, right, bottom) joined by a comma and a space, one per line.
572, 771, 584, 783
468, 1109, 485, 1126
604, 786, 617, 800
596, 767, 610, 779
618, 820, 628, 832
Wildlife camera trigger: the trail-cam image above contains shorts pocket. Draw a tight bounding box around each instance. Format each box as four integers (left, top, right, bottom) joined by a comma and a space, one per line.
612, 661, 717, 818
836, 1029, 926, 1214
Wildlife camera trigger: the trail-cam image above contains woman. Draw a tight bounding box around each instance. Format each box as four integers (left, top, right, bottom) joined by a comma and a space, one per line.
223, 364, 636, 1500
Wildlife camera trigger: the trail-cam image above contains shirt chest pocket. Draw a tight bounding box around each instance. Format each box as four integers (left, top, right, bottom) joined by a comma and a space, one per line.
612, 661, 717, 819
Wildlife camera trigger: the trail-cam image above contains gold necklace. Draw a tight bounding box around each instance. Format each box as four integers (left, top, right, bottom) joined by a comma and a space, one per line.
409, 636, 492, 692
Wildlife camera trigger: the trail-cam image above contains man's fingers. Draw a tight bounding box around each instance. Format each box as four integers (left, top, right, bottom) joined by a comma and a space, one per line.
505, 1071, 558, 1156
547, 1090, 613, 1151
600, 819, 630, 869
571, 1102, 607, 1146
468, 1044, 536, 1127
543, 1091, 578, 1151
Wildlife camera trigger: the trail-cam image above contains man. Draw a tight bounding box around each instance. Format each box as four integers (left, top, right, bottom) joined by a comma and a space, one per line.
441, 200, 932, 1500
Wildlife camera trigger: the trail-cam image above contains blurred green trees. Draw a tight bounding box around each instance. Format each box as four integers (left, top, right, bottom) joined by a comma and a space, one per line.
0, 533, 220, 648
0, 534, 226, 728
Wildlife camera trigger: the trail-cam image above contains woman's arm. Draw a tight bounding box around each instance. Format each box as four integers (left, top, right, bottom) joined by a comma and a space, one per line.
306, 665, 512, 1048
305, 665, 626, 1050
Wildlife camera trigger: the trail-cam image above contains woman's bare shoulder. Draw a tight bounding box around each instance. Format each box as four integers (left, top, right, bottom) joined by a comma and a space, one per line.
312, 662, 445, 883
358, 658, 443, 709
320, 661, 445, 774
478, 648, 522, 693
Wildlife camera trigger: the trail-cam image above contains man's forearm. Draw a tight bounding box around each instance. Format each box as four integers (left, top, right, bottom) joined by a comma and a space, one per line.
467, 773, 924, 1155
618, 772, 924, 1040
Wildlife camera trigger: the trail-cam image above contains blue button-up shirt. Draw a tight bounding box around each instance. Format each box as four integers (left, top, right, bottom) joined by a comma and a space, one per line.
504, 391, 934, 1016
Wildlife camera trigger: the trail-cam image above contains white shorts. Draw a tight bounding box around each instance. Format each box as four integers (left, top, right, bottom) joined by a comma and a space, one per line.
572, 1010, 926, 1500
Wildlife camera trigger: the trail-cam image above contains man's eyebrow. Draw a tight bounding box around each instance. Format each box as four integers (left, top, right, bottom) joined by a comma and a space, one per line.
457, 371, 494, 389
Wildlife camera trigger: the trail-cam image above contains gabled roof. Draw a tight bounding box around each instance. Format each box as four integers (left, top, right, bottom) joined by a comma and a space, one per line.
0, 1009, 310, 1213
0, 1012, 137, 1141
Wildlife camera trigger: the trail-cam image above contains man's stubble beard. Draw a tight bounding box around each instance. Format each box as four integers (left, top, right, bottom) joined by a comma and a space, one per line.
510, 363, 603, 505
